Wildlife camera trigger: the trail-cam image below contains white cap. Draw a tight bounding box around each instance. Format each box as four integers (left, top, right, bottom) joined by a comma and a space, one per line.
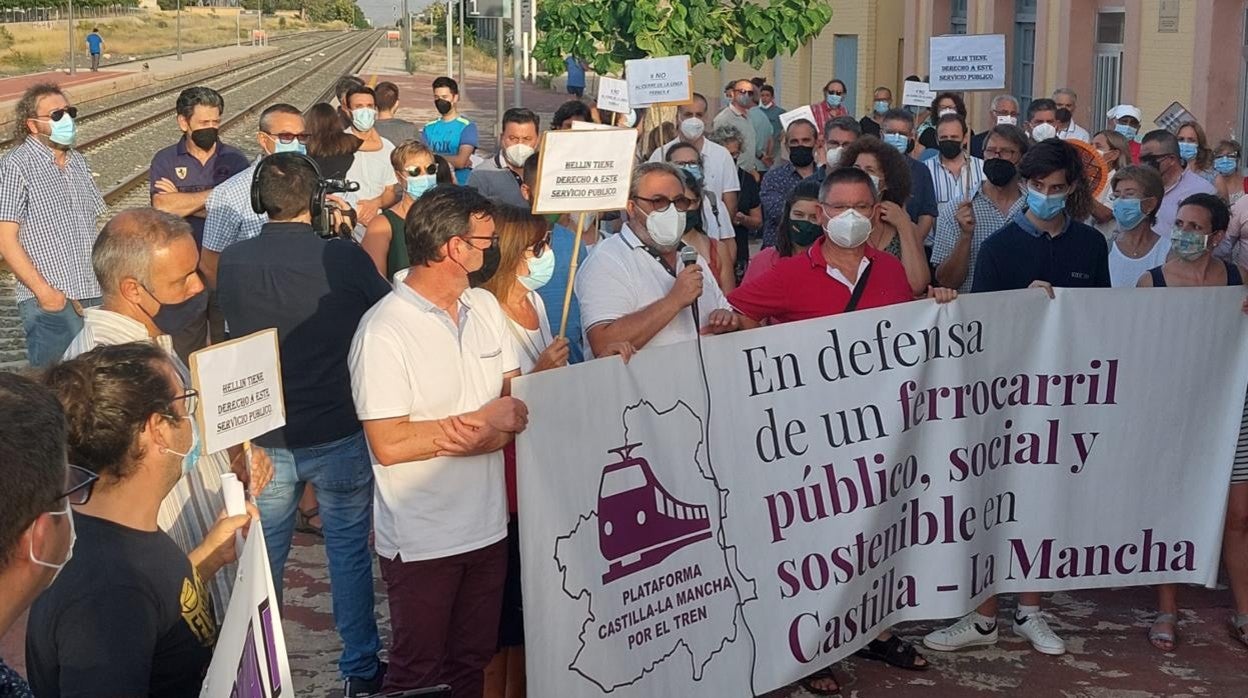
1106, 104, 1142, 121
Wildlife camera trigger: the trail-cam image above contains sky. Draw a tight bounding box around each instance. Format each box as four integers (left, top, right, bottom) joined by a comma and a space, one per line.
359, 0, 438, 26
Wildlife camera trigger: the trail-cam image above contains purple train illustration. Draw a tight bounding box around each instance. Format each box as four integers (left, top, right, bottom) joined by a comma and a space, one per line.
598, 443, 713, 585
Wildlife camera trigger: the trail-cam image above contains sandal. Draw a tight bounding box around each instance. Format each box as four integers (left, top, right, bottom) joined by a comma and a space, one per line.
1149, 613, 1177, 652
1229, 613, 1248, 649
798, 666, 841, 696
855, 635, 930, 671
295, 506, 324, 538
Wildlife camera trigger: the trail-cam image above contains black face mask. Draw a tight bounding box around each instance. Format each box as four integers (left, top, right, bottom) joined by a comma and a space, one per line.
141, 286, 208, 335
189, 127, 218, 150
789, 219, 823, 247
789, 145, 815, 168
982, 158, 1017, 187
685, 207, 704, 233
938, 140, 963, 160
1056, 108, 1072, 124
434, 98, 453, 116
467, 241, 502, 287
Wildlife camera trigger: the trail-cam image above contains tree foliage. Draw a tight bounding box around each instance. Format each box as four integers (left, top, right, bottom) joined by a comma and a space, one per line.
0, 0, 137, 9
533, 0, 833, 74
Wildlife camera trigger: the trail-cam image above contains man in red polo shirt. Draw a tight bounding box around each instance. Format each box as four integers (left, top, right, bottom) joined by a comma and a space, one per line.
727, 166, 954, 694
729, 167, 954, 327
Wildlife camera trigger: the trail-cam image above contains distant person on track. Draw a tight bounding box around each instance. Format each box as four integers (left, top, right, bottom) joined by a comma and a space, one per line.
86, 28, 103, 71
423, 76, 479, 184
343, 85, 400, 228
373, 81, 419, 146
565, 55, 588, 98
149, 86, 249, 355
0, 83, 104, 367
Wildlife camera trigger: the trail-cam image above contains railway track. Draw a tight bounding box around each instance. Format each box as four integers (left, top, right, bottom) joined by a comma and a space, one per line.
0, 29, 384, 367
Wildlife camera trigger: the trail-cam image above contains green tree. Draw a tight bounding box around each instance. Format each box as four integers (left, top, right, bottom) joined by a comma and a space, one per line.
533, 0, 832, 74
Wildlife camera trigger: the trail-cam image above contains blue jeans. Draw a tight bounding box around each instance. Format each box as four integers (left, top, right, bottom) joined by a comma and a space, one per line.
257, 430, 381, 680
19, 296, 99, 368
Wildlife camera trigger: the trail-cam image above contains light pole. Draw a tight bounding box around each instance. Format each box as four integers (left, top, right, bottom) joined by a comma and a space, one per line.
176, 0, 182, 61
495, 17, 503, 139
402, 0, 411, 73
457, 0, 464, 87
511, 0, 520, 107
445, 0, 452, 76
67, 0, 75, 74
236, 1, 241, 46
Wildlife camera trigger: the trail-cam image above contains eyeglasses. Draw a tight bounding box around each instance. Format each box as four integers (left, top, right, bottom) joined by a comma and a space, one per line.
404, 163, 439, 176
532, 234, 551, 258
818, 202, 874, 217
35, 106, 79, 122
734, 88, 757, 97
462, 234, 499, 248
168, 389, 199, 417
58, 465, 98, 507
826, 90, 845, 96
633, 194, 697, 213
983, 147, 1019, 159
264, 131, 309, 144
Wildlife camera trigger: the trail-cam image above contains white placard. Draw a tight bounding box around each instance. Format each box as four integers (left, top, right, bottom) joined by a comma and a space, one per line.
597, 76, 632, 114
929, 34, 1007, 90
902, 79, 937, 108
532, 129, 638, 214
199, 520, 294, 697
190, 329, 286, 455
778, 104, 817, 133
625, 55, 692, 107
569, 121, 622, 131
515, 287, 1248, 697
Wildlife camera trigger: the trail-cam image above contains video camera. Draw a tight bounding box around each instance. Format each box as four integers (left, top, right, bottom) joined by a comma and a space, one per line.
314, 177, 361, 240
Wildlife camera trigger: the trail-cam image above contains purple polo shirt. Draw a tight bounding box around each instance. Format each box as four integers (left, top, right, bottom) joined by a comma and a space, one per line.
149, 138, 250, 246
1153, 169, 1216, 238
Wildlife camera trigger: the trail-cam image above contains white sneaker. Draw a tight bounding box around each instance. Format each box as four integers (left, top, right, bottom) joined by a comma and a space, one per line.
923, 612, 999, 651
1013, 611, 1066, 655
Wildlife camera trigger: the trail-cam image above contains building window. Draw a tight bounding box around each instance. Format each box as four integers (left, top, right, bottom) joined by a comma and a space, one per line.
1013, 0, 1038, 113
1093, 11, 1125, 132
951, 0, 968, 35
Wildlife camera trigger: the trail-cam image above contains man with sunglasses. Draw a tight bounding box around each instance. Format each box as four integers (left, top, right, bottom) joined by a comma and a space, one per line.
0, 373, 81, 696
218, 152, 390, 696
200, 103, 306, 289
576, 162, 739, 358
1140, 129, 1216, 237
714, 79, 771, 175
0, 83, 104, 368
29, 342, 253, 698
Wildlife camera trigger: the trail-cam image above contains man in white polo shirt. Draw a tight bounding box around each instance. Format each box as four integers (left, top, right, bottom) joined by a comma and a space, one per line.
576, 162, 739, 358
348, 184, 528, 695
648, 93, 741, 216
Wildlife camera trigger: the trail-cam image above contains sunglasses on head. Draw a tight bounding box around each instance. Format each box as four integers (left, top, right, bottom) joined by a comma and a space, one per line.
405, 163, 439, 176
37, 107, 78, 122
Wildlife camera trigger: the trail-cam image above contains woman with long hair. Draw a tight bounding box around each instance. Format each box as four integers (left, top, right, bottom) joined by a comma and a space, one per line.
1177, 121, 1215, 183
917, 91, 967, 152
742, 181, 821, 284
304, 102, 361, 180
1089, 129, 1133, 238
1213, 139, 1245, 205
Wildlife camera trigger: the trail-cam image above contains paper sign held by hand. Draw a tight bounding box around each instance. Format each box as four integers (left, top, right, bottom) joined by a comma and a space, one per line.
778, 105, 817, 133
597, 76, 632, 114
625, 55, 692, 107
902, 80, 936, 108
929, 34, 1006, 90
531, 129, 638, 215
569, 121, 621, 131
190, 329, 286, 456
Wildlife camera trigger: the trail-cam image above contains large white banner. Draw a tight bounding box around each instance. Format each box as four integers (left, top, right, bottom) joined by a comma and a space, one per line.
515, 288, 1248, 697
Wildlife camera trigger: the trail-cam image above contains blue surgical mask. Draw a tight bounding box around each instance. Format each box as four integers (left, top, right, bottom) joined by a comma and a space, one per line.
167, 417, 202, 475
1026, 186, 1068, 221
873, 100, 889, 115
681, 163, 703, 182
1114, 123, 1138, 140
1215, 156, 1239, 176
1178, 141, 1199, 161
406, 173, 437, 199
351, 107, 377, 132
883, 132, 909, 153
47, 114, 77, 148
519, 247, 556, 291
1112, 197, 1146, 231
825, 93, 843, 108
273, 139, 306, 155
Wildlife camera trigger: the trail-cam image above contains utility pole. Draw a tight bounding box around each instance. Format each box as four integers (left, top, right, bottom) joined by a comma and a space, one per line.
445, 1, 452, 75
511, 0, 521, 107
67, 0, 75, 74
457, 0, 464, 87
236, 1, 241, 46
176, 0, 182, 60
401, 0, 411, 73
495, 17, 503, 139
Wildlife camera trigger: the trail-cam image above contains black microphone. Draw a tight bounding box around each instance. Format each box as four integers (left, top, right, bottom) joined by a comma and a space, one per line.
679, 246, 700, 328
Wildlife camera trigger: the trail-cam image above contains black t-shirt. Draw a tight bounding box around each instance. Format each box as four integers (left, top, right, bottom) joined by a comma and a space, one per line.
217, 222, 391, 449
971, 216, 1112, 293
860, 115, 881, 137
25, 514, 217, 698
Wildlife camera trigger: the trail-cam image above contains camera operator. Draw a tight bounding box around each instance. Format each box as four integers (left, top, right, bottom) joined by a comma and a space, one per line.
317, 178, 361, 239
215, 152, 390, 694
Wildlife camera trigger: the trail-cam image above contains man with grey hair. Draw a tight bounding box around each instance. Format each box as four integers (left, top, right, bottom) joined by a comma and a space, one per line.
577, 162, 739, 357
1052, 87, 1090, 142
714, 79, 771, 175
970, 93, 1020, 157
63, 206, 273, 623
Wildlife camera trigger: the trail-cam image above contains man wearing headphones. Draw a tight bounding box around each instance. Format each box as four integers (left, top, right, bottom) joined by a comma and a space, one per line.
215, 152, 391, 696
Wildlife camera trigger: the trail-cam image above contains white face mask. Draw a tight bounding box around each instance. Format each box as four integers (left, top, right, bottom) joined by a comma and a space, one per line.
825, 145, 844, 168
996, 114, 1018, 126
938, 108, 958, 118
1031, 122, 1058, 141
29, 500, 76, 586
824, 208, 873, 248
643, 204, 686, 249
503, 143, 535, 168
679, 117, 705, 141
